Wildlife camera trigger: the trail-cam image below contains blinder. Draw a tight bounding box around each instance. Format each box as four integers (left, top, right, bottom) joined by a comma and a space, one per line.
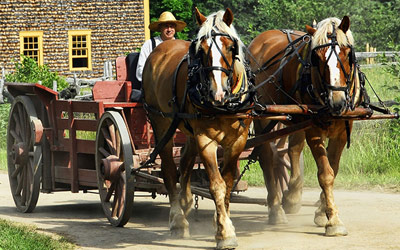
187, 30, 254, 112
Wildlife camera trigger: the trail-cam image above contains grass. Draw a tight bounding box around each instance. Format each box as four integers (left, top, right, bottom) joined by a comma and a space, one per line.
0, 218, 75, 250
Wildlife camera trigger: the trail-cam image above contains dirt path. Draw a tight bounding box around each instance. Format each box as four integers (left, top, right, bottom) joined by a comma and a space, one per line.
0, 173, 399, 250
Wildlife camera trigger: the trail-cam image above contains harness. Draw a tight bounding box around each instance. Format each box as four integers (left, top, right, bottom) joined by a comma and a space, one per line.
187, 30, 255, 113
139, 31, 255, 170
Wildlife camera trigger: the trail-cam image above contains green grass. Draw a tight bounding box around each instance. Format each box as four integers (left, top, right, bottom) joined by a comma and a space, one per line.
0, 150, 6, 172
0, 218, 75, 250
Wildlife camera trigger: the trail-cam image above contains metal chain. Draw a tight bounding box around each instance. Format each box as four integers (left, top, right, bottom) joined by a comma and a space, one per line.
231, 159, 256, 193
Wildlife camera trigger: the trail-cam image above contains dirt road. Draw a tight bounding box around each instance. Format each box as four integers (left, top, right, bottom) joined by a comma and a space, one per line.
0, 172, 399, 250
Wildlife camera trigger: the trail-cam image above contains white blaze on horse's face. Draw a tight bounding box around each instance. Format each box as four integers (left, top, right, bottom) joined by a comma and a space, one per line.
324, 42, 346, 109
208, 37, 226, 103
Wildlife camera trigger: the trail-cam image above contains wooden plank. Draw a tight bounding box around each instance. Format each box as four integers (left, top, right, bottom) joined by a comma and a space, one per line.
74, 119, 98, 131
54, 166, 71, 183
92, 81, 128, 102
77, 169, 98, 187
71, 101, 101, 114
76, 140, 95, 154
356, 51, 400, 59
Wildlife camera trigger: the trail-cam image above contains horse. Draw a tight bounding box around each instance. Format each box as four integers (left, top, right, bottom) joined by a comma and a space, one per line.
248, 16, 362, 236
142, 8, 253, 249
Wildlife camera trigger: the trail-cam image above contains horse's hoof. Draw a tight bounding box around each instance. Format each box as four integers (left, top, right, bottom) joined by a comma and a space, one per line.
282, 190, 302, 214
282, 200, 301, 214
314, 214, 328, 227
325, 225, 348, 236
171, 227, 190, 238
216, 237, 238, 249
268, 206, 288, 225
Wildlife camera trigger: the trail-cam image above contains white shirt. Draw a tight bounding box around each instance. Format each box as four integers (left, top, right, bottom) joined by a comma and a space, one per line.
136, 36, 164, 82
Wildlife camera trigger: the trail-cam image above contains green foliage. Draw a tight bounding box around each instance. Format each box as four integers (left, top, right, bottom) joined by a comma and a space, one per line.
5, 56, 68, 91
152, 0, 400, 50
0, 104, 10, 151
0, 218, 75, 250
150, 0, 193, 40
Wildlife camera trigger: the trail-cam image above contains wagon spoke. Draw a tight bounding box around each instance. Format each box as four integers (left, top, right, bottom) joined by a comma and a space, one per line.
17, 104, 27, 142
11, 164, 23, 178
108, 123, 117, 155
111, 184, 119, 217
117, 177, 125, 217
101, 127, 116, 156
13, 113, 23, 142
104, 182, 115, 202
10, 129, 22, 143
21, 167, 28, 205
15, 166, 24, 196
98, 147, 111, 158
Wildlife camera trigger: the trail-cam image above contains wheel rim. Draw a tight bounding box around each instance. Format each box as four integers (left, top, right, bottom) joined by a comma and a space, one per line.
7, 96, 42, 213
96, 111, 134, 227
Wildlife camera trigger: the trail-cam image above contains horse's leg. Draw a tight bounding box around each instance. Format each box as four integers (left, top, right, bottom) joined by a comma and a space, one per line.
196, 135, 238, 249
150, 116, 190, 238
221, 134, 248, 218
314, 124, 349, 229
258, 142, 288, 224
282, 131, 305, 214
179, 137, 197, 217
305, 129, 348, 236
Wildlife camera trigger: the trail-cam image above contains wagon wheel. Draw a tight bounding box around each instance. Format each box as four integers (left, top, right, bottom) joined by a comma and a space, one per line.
270, 123, 304, 197
7, 96, 42, 213
95, 111, 134, 227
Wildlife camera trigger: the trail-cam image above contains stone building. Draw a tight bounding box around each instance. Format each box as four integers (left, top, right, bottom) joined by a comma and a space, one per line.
0, 0, 150, 78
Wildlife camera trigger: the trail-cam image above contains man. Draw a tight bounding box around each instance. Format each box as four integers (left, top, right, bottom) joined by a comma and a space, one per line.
135, 11, 187, 83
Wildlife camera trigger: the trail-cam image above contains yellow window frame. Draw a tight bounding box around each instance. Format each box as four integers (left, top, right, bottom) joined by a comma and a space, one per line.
19, 31, 44, 65
68, 30, 92, 71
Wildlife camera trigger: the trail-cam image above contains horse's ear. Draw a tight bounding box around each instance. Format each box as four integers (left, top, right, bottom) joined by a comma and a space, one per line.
339, 16, 350, 33
305, 25, 316, 36
194, 7, 207, 26
223, 8, 234, 27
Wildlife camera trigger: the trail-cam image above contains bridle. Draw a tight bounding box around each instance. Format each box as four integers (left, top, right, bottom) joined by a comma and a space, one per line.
310, 22, 358, 111
187, 28, 254, 112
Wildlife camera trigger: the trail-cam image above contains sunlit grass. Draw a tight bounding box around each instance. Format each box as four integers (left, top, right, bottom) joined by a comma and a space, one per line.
0, 218, 75, 250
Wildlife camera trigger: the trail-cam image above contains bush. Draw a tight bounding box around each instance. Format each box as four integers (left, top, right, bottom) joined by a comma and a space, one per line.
0, 104, 10, 150
5, 56, 68, 91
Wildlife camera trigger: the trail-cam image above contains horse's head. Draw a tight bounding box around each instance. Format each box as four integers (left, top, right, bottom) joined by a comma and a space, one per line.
193, 7, 248, 107
306, 16, 359, 115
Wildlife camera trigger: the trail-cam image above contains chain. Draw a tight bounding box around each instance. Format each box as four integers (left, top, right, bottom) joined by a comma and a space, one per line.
231, 159, 256, 193
194, 195, 199, 211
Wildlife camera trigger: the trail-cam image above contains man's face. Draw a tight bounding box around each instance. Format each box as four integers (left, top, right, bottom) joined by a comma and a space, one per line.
160, 23, 176, 40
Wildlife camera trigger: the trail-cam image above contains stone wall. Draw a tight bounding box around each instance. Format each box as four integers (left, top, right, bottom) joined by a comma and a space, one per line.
0, 0, 145, 78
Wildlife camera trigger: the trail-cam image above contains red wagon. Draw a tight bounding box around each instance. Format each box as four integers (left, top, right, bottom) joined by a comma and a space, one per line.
5, 55, 259, 227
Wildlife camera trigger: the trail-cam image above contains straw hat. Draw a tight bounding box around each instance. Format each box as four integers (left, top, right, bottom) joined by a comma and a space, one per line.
148, 11, 187, 32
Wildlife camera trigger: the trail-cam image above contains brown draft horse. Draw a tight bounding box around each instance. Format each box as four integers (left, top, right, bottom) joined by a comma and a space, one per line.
142, 8, 252, 249
248, 16, 361, 236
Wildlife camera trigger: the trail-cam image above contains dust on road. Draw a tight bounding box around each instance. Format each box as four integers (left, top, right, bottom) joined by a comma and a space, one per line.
0, 173, 399, 250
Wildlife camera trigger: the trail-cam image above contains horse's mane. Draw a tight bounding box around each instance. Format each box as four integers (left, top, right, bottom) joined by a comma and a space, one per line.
196, 10, 246, 75
311, 17, 354, 49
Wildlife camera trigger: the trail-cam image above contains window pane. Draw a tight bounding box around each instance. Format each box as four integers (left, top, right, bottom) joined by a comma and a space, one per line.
72, 58, 88, 68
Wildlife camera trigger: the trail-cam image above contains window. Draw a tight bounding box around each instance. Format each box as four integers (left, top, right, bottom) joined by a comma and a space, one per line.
68, 30, 92, 71
19, 31, 44, 65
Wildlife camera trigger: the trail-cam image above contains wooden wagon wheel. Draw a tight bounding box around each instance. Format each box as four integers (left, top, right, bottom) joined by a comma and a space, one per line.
7, 96, 42, 213
95, 111, 134, 227
270, 123, 304, 197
